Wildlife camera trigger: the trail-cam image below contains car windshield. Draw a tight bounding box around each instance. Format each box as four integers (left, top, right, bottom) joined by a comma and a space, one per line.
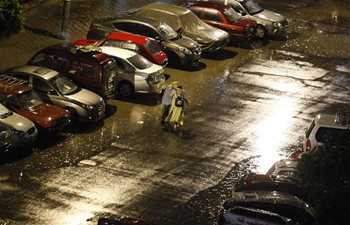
102, 60, 118, 86
17, 89, 43, 110
144, 40, 161, 57
127, 54, 153, 70
0, 104, 12, 118
223, 8, 241, 23
50, 74, 80, 95
156, 23, 179, 40
241, 0, 263, 15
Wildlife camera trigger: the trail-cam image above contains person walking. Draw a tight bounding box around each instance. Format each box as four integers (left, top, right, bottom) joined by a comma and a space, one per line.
161, 81, 179, 125
165, 85, 188, 131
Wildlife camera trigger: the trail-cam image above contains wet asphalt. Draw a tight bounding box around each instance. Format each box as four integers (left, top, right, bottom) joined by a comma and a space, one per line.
1, 0, 350, 224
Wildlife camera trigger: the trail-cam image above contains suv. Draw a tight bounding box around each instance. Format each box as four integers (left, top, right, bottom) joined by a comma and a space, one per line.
199, 0, 288, 38
89, 15, 201, 67
0, 103, 37, 147
83, 31, 168, 67
187, 2, 257, 41
304, 113, 350, 152
133, 3, 230, 52
28, 44, 118, 99
7, 65, 106, 123
72, 45, 165, 98
0, 75, 70, 133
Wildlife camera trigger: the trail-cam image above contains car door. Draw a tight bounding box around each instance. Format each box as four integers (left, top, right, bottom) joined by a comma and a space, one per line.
114, 58, 134, 84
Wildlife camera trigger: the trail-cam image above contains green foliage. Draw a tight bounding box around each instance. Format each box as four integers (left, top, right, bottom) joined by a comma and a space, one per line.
297, 140, 350, 225
0, 0, 23, 39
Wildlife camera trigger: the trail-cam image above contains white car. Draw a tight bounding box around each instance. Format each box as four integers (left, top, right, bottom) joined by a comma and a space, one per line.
0, 103, 38, 147
96, 46, 166, 98
304, 113, 350, 152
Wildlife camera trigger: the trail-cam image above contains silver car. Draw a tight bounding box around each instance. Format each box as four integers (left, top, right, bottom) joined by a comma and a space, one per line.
0, 103, 38, 147
202, 0, 289, 38
7, 66, 106, 123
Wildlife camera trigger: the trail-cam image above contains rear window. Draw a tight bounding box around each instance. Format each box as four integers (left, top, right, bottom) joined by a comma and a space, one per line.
315, 127, 348, 142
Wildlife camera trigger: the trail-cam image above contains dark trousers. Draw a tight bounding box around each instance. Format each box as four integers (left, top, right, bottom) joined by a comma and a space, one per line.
162, 104, 170, 121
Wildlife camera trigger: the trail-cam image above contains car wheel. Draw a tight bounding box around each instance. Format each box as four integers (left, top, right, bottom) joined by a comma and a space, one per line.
118, 81, 134, 98
255, 25, 266, 39
66, 107, 78, 124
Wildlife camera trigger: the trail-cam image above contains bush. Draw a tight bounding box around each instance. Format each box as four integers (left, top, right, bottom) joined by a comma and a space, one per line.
297, 139, 350, 225
0, 0, 23, 39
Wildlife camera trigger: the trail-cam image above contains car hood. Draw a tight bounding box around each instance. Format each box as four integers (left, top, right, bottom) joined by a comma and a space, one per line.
254, 9, 286, 23
138, 64, 164, 76
1, 112, 35, 132
183, 26, 228, 45
234, 18, 256, 28
65, 88, 103, 106
173, 36, 199, 50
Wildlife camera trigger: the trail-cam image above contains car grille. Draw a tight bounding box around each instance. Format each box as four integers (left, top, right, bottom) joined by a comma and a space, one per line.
149, 70, 164, 84
27, 127, 36, 135
192, 46, 201, 55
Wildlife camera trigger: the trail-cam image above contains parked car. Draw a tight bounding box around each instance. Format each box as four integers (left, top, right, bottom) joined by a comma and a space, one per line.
187, 2, 257, 41
72, 44, 166, 98
198, 0, 288, 38
0, 103, 37, 147
304, 113, 350, 152
218, 206, 296, 225
0, 123, 13, 153
82, 31, 168, 67
88, 15, 201, 67
7, 65, 106, 123
266, 159, 298, 180
133, 2, 230, 52
235, 173, 307, 200
223, 191, 314, 225
0, 74, 70, 134
28, 44, 118, 99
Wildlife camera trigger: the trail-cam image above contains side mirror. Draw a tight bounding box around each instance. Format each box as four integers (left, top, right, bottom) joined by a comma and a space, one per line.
239, 10, 247, 16
177, 27, 183, 34
48, 89, 57, 95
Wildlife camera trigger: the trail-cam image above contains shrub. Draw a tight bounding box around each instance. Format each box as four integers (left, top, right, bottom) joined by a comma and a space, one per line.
0, 0, 23, 39
297, 139, 350, 225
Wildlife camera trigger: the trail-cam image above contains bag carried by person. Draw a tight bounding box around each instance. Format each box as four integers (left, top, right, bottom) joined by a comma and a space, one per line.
175, 94, 184, 107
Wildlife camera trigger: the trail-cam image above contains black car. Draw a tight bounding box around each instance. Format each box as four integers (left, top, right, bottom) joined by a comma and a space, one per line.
221, 191, 315, 225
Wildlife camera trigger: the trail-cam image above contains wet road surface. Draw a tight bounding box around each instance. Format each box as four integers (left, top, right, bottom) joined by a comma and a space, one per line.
1, 0, 350, 224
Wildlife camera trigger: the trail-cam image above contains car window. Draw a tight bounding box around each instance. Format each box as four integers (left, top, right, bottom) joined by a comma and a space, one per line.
134, 24, 158, 39
0, 103, 12, 117
227, 1, 245, 13
315, 127, 348, 142
156, 23, 179, 40
114, 58, 125, 70
31, 53, 55, 67
50, 74, 80, 95
223, 7, 241, 23
17, 89, 43, 109
102, 60, 118, 86
190, 7, 202, 17
240, 0, 263, 15
57, 57, 70, 73
202, 9, 223, 22
80, 63, 99, 79
33, 77, 52, 93
114, 22, 135, 33
10, 73, 30, 83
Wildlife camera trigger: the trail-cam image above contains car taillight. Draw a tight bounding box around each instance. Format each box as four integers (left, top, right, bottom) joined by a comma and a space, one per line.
89, 26, 98, 30
306, 139, 311, 152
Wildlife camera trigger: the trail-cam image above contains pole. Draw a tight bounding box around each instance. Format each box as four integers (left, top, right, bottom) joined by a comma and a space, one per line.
60, 0, 71, 40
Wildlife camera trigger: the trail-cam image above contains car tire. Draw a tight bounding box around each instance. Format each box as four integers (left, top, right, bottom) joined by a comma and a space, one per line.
118, 81, 134, 98
66, 107, 78, 124
255, 25, 266, 39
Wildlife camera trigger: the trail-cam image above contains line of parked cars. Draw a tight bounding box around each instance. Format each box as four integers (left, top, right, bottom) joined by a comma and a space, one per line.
1, 0, 289, 153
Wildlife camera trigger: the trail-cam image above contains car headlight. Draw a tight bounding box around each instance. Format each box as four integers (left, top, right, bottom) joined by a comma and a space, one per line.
178, 47, 192, 55
81, 104, 94, 110
274, 22, 282, 28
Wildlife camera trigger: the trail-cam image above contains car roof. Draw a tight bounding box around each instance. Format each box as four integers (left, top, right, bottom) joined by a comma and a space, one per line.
39, 44, 113, 64
111, 15, 163, 28
140, 3, 191, 16
314, 113, 350, 128
0, 74, 31, 95
107, 32, 148, 44
100, 46, 137, 59
9, 65, 59, 80
190, 2, 231, 11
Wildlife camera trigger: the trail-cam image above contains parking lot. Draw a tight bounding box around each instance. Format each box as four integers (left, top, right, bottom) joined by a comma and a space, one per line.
1, 0, 350, 224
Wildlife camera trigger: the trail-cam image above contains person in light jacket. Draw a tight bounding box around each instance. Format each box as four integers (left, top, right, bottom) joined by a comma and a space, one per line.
165, 85, 188, 130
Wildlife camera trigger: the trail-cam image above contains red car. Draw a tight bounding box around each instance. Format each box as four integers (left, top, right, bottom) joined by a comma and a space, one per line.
76, 31, 168, 67
187, 2, 257, 41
